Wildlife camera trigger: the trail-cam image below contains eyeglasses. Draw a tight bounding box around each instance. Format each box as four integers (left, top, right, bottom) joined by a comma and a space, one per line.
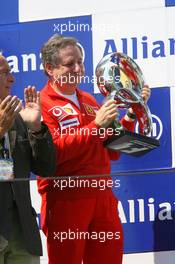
0, 69, 12, 78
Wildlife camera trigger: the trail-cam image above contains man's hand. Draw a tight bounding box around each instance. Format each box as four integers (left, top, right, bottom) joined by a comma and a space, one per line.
141, 84, 151, 103
125, 85, 151, 121
19, 86, 41, 132
0, 96, 22, 138
94, 100, 119, 128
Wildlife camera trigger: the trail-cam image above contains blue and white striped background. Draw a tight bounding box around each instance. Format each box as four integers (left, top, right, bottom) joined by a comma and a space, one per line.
1, 1, 175, 263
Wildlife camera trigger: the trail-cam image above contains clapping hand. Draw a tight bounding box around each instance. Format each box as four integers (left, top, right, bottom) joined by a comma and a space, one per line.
19, 86, 41, 132
0, 96, 22, 138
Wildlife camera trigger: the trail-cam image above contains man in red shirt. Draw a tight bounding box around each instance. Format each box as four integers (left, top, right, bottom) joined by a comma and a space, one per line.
38, 34, 151, 264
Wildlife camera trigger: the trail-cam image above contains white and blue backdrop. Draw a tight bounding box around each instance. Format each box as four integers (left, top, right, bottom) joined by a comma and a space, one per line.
1, 0, 175, 263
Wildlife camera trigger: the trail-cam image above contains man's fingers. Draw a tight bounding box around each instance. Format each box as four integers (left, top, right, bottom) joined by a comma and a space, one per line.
141, 85, 151, 102
0, 95, 13, 109
24, 87, 29, 103
28, 86, 35, 102
14, 100, 23, 113
105, 107, 118, 116
108, 112, 119, 120
24, 85, 37, 103
0, 96, 22, 116
3, 96, 19, 112
24, 86, 33, 103
35, 91, 41, 108
31, 86, 37, 103
103, 99, 116, 107
24, 85, 34, 103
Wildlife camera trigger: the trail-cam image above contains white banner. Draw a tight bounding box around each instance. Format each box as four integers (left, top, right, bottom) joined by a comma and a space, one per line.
92, 7, 175, 92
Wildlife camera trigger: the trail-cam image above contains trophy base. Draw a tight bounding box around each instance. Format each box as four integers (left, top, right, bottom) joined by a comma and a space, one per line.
104, 130, 160, 156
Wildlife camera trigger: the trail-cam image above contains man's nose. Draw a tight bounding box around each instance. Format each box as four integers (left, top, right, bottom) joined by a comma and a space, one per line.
72, 63, 81, 72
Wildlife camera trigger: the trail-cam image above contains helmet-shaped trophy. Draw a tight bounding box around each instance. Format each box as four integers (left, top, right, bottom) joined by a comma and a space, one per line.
95, 52, 160, 156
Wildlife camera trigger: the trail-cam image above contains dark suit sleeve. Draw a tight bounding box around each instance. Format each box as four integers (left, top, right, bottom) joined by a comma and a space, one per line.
28, 123, 56, 177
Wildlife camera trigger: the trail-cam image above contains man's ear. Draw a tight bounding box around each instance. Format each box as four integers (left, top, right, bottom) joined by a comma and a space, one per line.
45, 63, 54, 77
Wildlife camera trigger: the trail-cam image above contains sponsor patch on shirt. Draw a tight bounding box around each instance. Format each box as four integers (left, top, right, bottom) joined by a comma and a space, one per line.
49, 104, 78, 121
62, 104, 78, 115
82, 103, 98, 116
60, 118, 80, 129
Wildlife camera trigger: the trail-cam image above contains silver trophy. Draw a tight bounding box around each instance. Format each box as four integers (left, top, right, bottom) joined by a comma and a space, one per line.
95, 52, 160, 156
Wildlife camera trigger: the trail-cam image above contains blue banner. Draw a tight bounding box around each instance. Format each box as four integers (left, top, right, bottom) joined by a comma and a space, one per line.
0, 0, 18, 25
165, 0, 175, 6
0, 15, 93, 98
114, 171, 175, 253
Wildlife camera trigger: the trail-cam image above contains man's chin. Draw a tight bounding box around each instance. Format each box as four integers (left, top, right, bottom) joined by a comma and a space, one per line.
60, 81, 81, 88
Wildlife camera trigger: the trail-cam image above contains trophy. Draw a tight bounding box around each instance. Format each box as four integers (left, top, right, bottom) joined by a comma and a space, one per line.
95, 52, 160, 156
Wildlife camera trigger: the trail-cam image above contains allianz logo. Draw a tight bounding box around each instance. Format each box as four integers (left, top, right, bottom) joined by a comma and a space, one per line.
135, 114, 163, 140
7, 53, 44, 73
118, 197, 174, 224
6, 35, 175, 73
103, 36, 175, 59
